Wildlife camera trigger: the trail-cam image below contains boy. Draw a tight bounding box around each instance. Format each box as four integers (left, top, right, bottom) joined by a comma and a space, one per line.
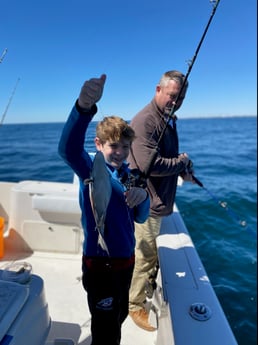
58, 74, 150, 345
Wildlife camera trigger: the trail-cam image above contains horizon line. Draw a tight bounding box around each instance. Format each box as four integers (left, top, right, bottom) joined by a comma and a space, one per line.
1, 114, 257, 126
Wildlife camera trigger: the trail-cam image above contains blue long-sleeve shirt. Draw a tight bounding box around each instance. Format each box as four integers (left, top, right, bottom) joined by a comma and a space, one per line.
58, 103, 150, 258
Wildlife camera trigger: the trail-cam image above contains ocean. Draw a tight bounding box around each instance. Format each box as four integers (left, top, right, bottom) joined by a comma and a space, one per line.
0, 116, 257, 344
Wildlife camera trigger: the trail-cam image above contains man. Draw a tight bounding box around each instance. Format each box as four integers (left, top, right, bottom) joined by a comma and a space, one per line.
128, 70, 194, 331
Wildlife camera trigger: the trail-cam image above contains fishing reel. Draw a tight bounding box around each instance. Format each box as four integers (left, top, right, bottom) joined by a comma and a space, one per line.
120, 169, 147, 191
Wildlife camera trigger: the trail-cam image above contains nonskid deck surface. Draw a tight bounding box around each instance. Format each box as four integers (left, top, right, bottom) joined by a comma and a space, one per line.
0, 249, 157, 345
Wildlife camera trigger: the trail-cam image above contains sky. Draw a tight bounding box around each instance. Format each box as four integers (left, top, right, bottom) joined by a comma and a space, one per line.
0, 0, 257, 124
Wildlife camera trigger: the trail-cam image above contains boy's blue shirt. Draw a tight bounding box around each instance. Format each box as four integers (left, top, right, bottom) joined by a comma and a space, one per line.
59, 103, 150, 257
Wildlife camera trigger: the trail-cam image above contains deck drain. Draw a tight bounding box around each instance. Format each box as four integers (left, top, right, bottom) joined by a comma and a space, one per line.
189, 302, 212, 321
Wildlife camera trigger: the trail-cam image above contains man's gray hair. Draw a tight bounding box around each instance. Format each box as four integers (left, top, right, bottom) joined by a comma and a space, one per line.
159, 70, 188, 90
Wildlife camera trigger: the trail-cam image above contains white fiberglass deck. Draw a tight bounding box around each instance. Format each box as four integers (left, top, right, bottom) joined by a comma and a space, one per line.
1, 245, 158, 345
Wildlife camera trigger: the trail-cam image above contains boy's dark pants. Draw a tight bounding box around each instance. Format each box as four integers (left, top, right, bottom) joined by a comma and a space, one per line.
82, 257, 134, 345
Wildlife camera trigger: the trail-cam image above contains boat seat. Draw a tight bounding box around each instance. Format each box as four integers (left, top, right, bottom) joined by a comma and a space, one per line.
32, 194, 80, 215
8, 181, 83, 253
10, 180, 81, 223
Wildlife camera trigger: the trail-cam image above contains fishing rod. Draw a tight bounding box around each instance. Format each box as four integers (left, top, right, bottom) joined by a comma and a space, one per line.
0, 48, 8, 64
144, 0, 221, 178
167, 0, 221, 123
0, 78, 20, 126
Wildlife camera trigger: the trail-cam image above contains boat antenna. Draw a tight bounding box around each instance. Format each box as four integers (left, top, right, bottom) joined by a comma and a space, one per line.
144, 0, 221, 177
0, 77, 20, 126
0, 48, 8, 64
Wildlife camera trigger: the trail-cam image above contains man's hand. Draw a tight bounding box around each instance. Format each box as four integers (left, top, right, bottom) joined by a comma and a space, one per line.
178, 152, 189, 167
78, 74, 106, 110
181, 170, 195, 183
180, 156, 196, 183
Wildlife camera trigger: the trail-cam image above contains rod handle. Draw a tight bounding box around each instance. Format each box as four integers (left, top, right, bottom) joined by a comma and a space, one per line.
192, 175, 203, 187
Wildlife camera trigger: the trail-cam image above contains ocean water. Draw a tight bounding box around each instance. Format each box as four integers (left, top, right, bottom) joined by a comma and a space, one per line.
0, 116, 257, 344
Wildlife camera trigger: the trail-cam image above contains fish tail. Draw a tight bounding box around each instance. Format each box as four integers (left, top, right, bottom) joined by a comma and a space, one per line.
98, 233, 110, 255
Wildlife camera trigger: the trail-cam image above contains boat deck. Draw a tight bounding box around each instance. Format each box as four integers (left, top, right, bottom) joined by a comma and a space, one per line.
1, 240, 157, 345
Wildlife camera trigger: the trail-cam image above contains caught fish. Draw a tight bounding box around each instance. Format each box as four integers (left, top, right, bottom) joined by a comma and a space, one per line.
84, 151, 112, 255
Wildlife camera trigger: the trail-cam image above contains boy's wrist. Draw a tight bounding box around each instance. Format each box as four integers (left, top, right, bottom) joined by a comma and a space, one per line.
75, 99, 97, 115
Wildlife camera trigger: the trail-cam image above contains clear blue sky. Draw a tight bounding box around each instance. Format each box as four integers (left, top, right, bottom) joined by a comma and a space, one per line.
0, 0, 257, 124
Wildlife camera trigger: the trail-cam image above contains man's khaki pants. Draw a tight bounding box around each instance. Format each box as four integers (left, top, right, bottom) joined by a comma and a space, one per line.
129, 216, 162, 311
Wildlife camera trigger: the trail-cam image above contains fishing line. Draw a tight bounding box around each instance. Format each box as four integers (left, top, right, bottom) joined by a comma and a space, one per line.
191, 175, 256, 239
